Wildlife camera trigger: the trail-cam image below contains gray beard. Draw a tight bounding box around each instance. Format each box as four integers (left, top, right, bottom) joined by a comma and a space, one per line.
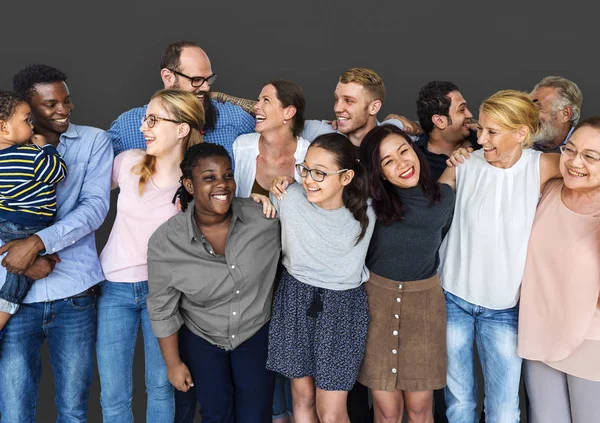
532, 121, 561, 146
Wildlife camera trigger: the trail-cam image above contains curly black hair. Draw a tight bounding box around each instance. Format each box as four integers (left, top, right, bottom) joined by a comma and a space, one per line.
173, 143, 232, 212
13, 64, 68, 101
416, 81, 460, 134
0, 90, 27, 121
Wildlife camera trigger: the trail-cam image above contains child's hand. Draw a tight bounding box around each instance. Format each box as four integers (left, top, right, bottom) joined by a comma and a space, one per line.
250, 193, 277, 218
31, 134, 47, 147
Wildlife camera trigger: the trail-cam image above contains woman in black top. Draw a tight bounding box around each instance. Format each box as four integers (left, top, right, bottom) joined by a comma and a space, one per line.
358, 124, 454, 423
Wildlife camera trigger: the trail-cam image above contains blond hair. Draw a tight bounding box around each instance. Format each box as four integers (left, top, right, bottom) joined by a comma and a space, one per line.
533, 76, 583, 125
133, 89, 205, 195
479, 90, 540, 149
339, 68, 385, 102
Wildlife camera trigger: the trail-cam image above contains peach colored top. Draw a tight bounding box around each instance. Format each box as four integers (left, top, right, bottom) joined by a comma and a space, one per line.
518, 179, 600, 381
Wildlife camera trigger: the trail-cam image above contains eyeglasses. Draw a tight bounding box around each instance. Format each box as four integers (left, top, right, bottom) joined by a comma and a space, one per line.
295, 163, 348, 182
559, 144, 600, 164
169, 69, 217, 88
141, 115, 182, 128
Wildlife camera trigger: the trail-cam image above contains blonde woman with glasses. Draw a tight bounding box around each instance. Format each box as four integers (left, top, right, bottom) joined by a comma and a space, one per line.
96, 89, 204, 423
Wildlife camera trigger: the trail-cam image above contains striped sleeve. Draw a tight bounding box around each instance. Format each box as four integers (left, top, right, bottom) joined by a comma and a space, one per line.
32, 144, 67, 185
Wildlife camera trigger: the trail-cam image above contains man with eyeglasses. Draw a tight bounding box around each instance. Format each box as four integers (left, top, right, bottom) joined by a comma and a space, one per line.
530, 76, 583, 153
108, 40, 255, 160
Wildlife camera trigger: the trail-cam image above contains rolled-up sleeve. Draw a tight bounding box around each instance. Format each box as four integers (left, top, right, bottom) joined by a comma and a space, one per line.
147, 233, 184, 338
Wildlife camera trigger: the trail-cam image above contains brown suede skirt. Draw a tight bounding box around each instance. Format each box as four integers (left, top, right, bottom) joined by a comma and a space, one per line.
357, 272, 447, 392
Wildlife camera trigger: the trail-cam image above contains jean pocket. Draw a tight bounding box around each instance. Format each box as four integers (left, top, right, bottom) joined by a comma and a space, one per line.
69, 295, 97, 310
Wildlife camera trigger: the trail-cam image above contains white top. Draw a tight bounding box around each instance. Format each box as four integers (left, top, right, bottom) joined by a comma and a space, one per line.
439, 148, 542, 309
232, 133, 310, 197
100, 150, 180, 283
273, 183, 376, 290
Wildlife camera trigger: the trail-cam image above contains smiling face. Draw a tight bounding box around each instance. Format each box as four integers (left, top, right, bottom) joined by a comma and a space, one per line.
184, 155, 235, 218
29, 81, 73, 135
1, 102, 34, 145
477, 112, 525, 168
301, 146, 353, 210
444, 91, 473, 141
333, 82, 376, 136
167, 46, 214, 101
379, 133, 420, 188
560, 126, 600, 193
254, 84, 290, 134
140, 98, 187, 158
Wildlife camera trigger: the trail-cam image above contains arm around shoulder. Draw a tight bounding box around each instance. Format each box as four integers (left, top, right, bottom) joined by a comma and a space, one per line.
539, 152, 562, 188
438, 166, 457, 191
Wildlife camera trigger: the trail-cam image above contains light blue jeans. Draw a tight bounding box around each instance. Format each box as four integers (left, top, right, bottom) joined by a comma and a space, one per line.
443, 290, 521, 423
96, 281, 174, 423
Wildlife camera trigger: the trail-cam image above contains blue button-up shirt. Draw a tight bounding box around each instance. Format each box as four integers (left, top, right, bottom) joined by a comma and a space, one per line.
0, 124, 113, 303
109, 100, 255, 159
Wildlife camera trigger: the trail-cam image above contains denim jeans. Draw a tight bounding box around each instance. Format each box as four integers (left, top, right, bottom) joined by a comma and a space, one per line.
0, 217, 46, 314
179, 323, 275, 423
272, 373, 293, 419
96, 281, 174, 423
0, 295, 97, 423
444, 290, 521, 423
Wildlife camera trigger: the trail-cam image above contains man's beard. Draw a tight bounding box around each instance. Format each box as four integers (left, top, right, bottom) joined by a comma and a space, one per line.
201, 93, 216, 131
532, 118, 560, 146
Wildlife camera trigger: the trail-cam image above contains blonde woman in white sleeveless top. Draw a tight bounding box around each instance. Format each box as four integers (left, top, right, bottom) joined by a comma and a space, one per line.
437, 90, 561, 423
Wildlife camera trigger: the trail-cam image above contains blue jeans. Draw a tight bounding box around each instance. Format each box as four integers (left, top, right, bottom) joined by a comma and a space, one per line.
96, 281, 174, 423
0, 217, 46, 314
179, 323, 275, 423
0, 295, 97, 422
273, 373, 293, 419
444, 290, 521, 423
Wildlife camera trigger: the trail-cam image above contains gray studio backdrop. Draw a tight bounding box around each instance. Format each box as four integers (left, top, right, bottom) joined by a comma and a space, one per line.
1, 0, 594, 421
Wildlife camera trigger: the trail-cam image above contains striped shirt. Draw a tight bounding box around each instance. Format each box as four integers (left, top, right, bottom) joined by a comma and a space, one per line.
0, 143, 67, 225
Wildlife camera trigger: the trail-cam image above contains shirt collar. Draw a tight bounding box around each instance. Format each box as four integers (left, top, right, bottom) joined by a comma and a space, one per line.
563, 126, 575, 145
60, 123, 79, 140
185, 199, 246, 243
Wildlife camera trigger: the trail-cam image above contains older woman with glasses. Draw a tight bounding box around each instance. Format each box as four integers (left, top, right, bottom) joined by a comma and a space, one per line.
438, 90, 561, 423
518, 117, 600, 422
233, 80, 309, 198
96, 89, 204, 422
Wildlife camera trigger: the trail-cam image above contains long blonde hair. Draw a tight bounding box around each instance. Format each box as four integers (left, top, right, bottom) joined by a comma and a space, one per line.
133, 89, 205, 195
479, 90, 540, 148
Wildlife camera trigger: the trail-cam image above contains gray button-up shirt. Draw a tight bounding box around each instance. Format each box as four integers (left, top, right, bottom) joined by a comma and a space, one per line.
147, 198, 281, 350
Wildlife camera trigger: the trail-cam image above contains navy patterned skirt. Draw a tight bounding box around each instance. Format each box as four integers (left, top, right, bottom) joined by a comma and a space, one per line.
266, 269, 370, 391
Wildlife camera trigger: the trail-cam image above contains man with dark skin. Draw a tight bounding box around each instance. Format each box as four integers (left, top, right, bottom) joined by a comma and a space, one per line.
0, 64, 112, 422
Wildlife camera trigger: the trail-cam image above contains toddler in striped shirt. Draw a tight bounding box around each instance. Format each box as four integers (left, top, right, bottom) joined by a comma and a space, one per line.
0, 90, 67, 339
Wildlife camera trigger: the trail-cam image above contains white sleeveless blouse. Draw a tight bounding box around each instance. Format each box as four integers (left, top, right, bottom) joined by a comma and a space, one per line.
439, 148, 542, 309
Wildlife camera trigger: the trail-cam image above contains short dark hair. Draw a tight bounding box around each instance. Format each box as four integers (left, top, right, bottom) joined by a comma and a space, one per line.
359, 124, 441, 224
13, 64, 68, 102
159, 40, 201, 71
266, 80, 306, 137
0, 90, 27, 121
174, 143, 232, 212
416, 81, 460, 134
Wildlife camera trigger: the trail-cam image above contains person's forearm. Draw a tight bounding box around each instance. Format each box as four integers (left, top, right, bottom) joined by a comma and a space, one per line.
158, 332, 182, 368
214, 92, 257, 115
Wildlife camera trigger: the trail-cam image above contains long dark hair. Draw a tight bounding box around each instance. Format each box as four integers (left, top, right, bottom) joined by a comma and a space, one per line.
173, 143, 232, 211
310, 133, 370, 243
359, 124, 441, 225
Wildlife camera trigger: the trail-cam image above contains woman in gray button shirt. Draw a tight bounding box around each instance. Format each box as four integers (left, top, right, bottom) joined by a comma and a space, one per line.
146, 143, 282, 423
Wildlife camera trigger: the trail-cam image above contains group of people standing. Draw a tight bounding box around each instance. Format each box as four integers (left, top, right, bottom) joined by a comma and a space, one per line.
0, 39, 597, 423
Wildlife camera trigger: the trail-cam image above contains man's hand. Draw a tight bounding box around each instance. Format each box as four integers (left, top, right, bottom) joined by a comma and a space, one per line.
167, 361, 194, 392
385, 114, 423, 135
23, 254, 60, 280
0, 235, 45, 275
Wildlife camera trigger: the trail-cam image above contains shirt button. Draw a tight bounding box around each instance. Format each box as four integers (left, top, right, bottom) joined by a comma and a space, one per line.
231, 265, 235, 269
392, 349, 397, 354
52, 247, 56, 252
393, 330, 398, 336
396, 298, 401, 303
236, 290, 240, 294
232, 312, 237, 316
394, 314, 399, 319
392, 368, 397, 374
398, 284, 403, 289
231, 335, 235, 339
71, 240, 75, 244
